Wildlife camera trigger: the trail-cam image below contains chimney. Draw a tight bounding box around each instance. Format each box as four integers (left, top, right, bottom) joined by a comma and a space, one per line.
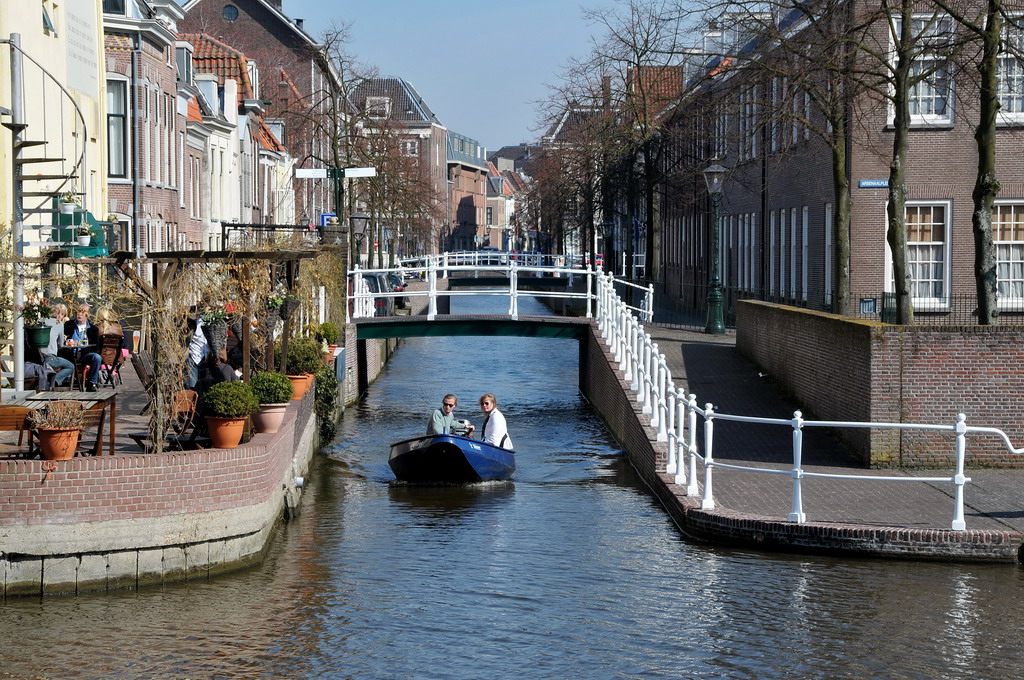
296, 18, 304, 30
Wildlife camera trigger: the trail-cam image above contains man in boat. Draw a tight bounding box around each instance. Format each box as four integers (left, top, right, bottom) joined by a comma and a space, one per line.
427, 394, 475, 436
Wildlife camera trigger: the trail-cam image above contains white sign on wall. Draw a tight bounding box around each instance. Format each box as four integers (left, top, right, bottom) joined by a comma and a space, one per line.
65, 0, 99, 99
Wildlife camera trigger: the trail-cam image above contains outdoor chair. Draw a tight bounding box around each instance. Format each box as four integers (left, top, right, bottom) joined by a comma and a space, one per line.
0, 405, 34, 458
97, 333, 126, 388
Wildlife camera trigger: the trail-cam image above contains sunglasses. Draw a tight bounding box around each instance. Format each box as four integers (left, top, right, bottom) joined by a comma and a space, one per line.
442, 402, 456, 408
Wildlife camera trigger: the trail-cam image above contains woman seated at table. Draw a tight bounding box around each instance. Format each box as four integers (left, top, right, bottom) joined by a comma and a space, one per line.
62, 303, 101, 392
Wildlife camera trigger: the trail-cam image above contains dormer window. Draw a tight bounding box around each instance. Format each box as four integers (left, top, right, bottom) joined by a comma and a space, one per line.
366, 96, 391, 119
175, 43, 194, 85
223, 4, 238, 21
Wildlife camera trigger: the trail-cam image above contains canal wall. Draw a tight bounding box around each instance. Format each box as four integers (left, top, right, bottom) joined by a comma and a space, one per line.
0, 391, 319, 597
734, 301, 1024, 468
578, 322, 1022, 563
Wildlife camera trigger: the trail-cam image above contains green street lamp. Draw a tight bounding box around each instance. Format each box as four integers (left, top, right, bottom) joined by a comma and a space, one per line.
703, 162, 727, 335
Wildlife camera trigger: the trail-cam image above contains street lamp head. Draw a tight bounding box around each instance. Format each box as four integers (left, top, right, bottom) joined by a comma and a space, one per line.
703, 162, 727, 195
349, 211, 370, 244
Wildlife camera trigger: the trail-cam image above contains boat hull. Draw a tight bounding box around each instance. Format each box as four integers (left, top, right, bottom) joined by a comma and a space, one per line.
389, 434, 515, 484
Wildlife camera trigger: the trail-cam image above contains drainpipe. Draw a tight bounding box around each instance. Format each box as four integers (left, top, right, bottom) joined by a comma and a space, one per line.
9, 33, 25, 390
132, 32, 142, 256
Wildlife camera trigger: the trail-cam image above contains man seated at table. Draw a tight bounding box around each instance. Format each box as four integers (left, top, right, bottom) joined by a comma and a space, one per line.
62, 303, 101, 392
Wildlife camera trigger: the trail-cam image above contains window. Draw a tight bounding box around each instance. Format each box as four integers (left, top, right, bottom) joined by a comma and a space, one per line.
400, 139, 419, 156
824, 203, 834, 307
738, 86, 757, 161
222, 4, 238, 20
998, 22, 1024, 121
42, 4, 57, 36
894, 16, 954, 126
994, 203, 1024, 304
486, 207, 493, 225
175, 44, 193, 86
366, 96, 391, 119
904, 202, 950, 302
103, 0, 125, 14
712, 107, 728, 159
107, 80, 128, 178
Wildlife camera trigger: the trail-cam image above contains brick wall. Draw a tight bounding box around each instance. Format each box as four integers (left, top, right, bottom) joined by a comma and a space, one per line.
737, 300, 1024, 467
0, 390, 318, 596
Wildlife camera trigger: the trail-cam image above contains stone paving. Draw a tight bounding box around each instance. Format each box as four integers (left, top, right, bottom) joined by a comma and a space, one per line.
645, 323, 1024, 535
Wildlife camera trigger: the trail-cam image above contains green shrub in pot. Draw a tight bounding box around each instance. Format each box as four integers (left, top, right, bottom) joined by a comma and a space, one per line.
250, 370, 294, 404
203, 381, 259, 418
286, 337, 324, 375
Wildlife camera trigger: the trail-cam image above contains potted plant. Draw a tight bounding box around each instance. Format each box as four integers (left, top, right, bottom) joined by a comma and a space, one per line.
58, 190, 78, 215
20, 297, 54, 348
76, 225, 92, 247
249, 370, 294, 434
279, 294, 300, 319
29, 400, 84, 460
318, 322, 340, 354
285, 337, 323, 400
203, 381, 259, 449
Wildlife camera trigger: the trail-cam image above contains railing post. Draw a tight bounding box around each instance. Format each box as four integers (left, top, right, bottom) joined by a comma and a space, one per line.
427, 259, 438, 321
645, 283, 654, 323
586, 266, 594, 318
509, 260, 519, 319
665, 389, 677, 471
656, 355, 670, 442
701, 403, 716, 510
640, 334, 652, 415
788, 410, 806, 523
681, 394, 697, 491
627, 320, 638, 389
952, 413, 968, 531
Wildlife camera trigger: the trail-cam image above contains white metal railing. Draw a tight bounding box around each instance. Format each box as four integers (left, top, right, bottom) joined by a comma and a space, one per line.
591, 272, 1024, 532
349, 254, 655, 322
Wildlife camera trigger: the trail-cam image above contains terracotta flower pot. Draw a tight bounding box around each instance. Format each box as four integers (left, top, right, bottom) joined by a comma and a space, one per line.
206, 416, 247, 449
252, 403, 288, 434
36, 427, 81, 460
287, 375, 309, 400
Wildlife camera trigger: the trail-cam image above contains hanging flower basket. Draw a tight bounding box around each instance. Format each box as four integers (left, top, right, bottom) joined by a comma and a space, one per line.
77, 234, 91, 247
279, 296, 300, 320
202, 320, 229, 355
26, 325, 52, 349
59, 202, 78, 215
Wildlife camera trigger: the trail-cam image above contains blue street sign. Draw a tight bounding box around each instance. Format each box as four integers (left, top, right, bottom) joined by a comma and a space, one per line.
858, 179, 889, 188
320, 213, 336, 227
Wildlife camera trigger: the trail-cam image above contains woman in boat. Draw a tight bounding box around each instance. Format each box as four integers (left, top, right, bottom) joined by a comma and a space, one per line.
479, 393, 513, 450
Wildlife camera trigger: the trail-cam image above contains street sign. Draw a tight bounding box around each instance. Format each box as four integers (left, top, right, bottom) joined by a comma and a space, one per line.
858, 179, 889, 188
344, 167, 377, 178
296, 168, 328, 179
320, 213, 337, 227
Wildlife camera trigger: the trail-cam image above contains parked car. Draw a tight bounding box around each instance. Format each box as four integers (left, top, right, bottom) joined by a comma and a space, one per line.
386, 272, 408, 309
362, 273, 395, 317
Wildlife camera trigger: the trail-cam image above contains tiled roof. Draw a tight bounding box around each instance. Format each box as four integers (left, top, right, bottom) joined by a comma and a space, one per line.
255, 120, 285, 152
180, 32, 255, 105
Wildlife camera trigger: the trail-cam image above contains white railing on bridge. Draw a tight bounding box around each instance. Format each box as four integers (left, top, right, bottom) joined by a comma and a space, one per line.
348, 253, 654, 323
591, 273, 1024, 532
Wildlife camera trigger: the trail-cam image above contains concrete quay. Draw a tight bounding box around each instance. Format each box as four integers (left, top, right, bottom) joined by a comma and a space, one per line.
605, 323, 1024, 563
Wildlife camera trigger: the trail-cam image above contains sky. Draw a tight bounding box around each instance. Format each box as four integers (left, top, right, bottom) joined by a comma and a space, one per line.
285, 0, 614, 154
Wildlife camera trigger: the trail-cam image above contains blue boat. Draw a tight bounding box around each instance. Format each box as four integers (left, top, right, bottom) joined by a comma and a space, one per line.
388, 434, 515, 484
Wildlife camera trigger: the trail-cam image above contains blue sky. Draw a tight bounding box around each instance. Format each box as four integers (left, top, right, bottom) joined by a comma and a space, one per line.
285, 0, 612, 153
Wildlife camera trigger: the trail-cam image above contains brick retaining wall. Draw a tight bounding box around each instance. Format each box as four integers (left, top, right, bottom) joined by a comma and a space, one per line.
736, 301, 1024, 468
0, 391, 319, 596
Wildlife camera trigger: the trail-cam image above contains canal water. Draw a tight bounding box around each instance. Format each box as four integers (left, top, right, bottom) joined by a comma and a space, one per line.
3, 294, 1024, 679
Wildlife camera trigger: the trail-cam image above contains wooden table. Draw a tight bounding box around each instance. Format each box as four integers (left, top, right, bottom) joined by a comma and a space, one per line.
13, 390, 118, 455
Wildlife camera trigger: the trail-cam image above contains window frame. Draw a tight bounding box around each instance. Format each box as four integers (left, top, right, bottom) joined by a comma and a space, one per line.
997, 18, 1024, 124
106, 78, 129, 179
993, 200, 1024, 308
890, 15, 955, 127
885, 199, 952, 308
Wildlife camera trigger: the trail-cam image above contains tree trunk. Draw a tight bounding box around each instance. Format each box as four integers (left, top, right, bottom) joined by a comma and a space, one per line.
887, 2, 915, 325
972, 1, 1001, 324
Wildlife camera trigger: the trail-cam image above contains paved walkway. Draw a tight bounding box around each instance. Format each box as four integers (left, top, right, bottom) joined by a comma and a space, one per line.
645, 323, 1024, 535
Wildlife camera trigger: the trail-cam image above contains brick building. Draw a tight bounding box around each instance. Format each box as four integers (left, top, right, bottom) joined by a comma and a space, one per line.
180, 0, 338, 224
103, 0, 188, 254
658, 4, 1024, 324
447, 131, 489, 251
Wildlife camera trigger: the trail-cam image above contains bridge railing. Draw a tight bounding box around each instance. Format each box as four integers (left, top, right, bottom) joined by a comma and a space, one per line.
592, 273, 1024, 531
349, 255, 654, 322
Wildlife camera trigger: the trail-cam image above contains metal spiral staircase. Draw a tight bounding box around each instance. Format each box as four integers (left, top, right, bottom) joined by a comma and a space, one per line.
1, 32, 91, 390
